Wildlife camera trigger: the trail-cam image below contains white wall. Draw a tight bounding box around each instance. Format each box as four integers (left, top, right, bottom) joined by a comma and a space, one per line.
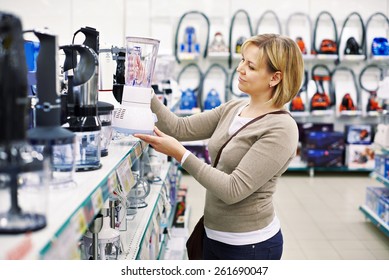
2, 0, 388, 52
2, 0, 388, 102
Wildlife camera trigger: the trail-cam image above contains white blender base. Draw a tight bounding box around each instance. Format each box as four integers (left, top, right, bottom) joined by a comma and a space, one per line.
112, 86, 155, 135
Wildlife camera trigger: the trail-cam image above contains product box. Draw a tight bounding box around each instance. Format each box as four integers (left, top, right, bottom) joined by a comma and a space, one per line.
365, 186, 389, 215
345, 124, 374, 144
378, 195, 389, 225
345, 144, 375, 170
306, 149, 344, 167
297, 122, 334, 144
374, 154, 389, 179
305, 131, 345, 150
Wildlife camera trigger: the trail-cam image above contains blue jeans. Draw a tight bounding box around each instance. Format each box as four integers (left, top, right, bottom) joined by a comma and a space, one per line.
202, 230, 283, 260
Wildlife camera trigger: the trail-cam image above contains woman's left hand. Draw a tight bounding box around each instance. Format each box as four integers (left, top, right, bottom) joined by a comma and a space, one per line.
134, 127, 187, 162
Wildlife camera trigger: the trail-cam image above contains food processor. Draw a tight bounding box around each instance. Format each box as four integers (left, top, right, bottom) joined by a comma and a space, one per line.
82, 200, 121, 260
60, 44, 102, 171
26, 30, 76, 189
0, 11, 48, 234
112, 37, 159, 135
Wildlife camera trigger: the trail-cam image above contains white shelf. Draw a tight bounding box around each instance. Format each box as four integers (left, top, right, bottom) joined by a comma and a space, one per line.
0, 139, 147, 260
118, 161, 174, 260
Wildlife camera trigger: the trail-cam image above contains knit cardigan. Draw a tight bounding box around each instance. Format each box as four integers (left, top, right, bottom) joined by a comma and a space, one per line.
151, 96, 298, 232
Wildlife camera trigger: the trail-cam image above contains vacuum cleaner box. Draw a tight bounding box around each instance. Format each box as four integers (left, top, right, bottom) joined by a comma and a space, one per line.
345, 144, 375, 170
297, 122, 334, 144
365, 186, 389, 216
374, 154, 389, 179
378, 195, 389, 225
345, 124, 374, 144
305, 131, 345, 150
306, 149, 344, 167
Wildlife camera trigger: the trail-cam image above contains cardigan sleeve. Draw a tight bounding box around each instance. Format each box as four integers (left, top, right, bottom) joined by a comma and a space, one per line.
151, 95, 223, 141
181, 116, 298, 205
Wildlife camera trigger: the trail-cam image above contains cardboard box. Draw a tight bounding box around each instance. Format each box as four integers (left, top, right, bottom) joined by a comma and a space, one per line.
306, 149, 344, 167
305, 131, 345, 150
346, 144, 375, 170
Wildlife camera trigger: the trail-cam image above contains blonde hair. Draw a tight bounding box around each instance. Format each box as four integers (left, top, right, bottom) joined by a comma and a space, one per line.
241, 34, 304, 107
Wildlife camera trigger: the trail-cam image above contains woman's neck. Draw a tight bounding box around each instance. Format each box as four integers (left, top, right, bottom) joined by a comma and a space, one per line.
240, 98, 282, 118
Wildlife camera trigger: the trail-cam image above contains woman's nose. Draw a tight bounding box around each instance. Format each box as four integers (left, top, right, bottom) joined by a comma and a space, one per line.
237, 64, 244, 74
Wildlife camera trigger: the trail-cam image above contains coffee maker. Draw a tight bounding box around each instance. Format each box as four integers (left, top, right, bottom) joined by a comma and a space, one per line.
60, 44, 102, 171
27, 29, 76, 189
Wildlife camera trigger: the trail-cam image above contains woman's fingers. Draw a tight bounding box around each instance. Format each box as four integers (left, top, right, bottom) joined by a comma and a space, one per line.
153, 126, 164, 137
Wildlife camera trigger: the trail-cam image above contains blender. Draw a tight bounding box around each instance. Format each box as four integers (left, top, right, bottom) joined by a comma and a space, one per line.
60, 44, 102, 171
82, 199, 121, 260
26, 30, 76, 189
0, 11, 48, 234
112, 37, 159, 135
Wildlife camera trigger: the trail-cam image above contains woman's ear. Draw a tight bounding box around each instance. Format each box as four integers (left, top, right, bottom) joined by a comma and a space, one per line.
271, 71, 282, 86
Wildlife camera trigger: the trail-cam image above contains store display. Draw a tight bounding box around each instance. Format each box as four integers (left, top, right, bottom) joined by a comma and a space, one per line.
365, 12, 389, 59
82, 201, 121, 260
346, 144, 375, 169
286, 12, 312, 56
228, 9, 253, 69
331, 66, 360, 115
202, 63, 228, 107
208, 32, 228, 53
345, 124, 373, 144
180, 26, 200, 54
255, 10, 282, 35
337, 12, 365, 57
312, 11, 338, 55
176, 62, 203, 112
174, 10, 210, 63
204, 89, 221, 110
310, 64, 334, 111
26, 30, 76, 189
60, 44, 102, 171
359, 64, 385, 114
371, 37, 389, 56
235, 36, 246, 53
112, 36, 159, 135
290, 70, 308, 112
0, 11, 47, 234
4, 4, 389, 262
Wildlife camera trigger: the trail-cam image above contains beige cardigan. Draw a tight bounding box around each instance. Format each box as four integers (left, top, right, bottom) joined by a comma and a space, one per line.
151, 96, 298, 232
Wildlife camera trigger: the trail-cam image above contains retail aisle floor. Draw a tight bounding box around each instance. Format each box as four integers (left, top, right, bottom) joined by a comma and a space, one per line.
182, 172, 389, 260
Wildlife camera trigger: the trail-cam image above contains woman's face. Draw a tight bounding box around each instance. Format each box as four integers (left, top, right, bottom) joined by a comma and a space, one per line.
236, 44, 274, 97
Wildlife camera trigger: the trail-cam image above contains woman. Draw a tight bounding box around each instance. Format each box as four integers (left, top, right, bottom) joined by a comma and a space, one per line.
135, 34, 304, 260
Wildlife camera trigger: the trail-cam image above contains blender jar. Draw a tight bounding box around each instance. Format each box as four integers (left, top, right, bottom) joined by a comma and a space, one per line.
0, 142, 48, 234
125, 37, 160, 87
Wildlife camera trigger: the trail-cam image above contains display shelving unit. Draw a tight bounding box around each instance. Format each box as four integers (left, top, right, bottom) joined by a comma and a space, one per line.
359, 145, 389, 238
0, 138, 180, 260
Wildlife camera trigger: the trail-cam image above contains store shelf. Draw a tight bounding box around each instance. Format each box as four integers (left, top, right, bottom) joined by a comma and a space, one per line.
369, 172, 389, 188
118, 160, 178, 260
0, 138, 147, 260
359, 205, 389, 237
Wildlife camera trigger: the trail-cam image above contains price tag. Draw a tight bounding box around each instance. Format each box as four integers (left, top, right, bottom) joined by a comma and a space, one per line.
91, 187, 104, 213
72, 208, 87, 236
108, 171, 119, 193
116, 158, 135, 194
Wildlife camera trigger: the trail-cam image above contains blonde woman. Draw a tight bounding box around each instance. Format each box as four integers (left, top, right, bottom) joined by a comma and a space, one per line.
136, 34, 304, 260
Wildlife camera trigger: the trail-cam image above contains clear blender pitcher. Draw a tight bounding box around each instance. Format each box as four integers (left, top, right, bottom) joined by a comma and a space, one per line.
125, 37, 159, 87
112, 37, 160, 135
